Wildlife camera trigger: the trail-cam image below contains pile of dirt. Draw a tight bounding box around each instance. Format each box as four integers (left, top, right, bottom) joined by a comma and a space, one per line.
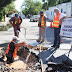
6, 60, 26, 72
18, 46, 41, 71
18, 47, 39, 64
0, 46, 41, 72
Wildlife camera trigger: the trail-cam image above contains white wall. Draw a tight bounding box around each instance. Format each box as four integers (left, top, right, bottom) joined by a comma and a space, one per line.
66, 2, 71, 17
46, 2, 71, 21
46, 6, 57, 21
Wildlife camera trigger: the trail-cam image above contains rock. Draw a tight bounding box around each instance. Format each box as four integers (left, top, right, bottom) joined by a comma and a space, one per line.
34, 46, 48, 50
28, 45, 33, 49
34, 70, 41, 72
34, 62, 40, 66
8, 60, 26, 69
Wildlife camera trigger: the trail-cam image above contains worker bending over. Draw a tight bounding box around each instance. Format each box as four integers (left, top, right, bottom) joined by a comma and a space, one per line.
6, 36, 26, 64
9, 13, 22, 37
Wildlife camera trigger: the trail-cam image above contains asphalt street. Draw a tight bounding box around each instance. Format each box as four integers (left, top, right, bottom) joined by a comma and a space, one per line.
0, 19, 72, 61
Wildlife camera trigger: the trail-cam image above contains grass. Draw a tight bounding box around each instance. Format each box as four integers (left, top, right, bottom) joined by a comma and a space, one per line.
0, 23, 12, 31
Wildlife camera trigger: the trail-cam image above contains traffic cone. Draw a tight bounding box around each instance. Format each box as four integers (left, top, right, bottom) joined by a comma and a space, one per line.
50, 20, 53, 28
61, 36, 63, 43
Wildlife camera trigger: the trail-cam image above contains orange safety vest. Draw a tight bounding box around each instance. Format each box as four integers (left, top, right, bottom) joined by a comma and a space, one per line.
39, 15, 46, 27
6, 40, 19, 58
14, 16, 21, 25
53, 13, 61, 28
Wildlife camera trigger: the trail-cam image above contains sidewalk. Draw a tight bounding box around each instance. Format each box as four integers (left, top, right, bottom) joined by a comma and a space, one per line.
0, 19, 72, 64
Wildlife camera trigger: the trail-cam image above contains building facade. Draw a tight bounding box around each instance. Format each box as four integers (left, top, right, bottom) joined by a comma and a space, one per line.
46, 2, 71, 21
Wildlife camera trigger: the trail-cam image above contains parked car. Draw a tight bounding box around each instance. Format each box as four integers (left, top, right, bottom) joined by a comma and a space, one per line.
30, 15, 39, 22
21, 15, 25, 19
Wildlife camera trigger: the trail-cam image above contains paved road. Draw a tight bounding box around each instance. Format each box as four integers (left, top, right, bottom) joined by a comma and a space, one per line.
0, 19, 72, 61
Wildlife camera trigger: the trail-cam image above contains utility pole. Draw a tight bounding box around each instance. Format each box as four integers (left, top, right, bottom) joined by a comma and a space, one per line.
71, 0, 72, 16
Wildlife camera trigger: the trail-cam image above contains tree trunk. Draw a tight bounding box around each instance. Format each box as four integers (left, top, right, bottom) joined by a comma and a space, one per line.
4, 15, 5, 22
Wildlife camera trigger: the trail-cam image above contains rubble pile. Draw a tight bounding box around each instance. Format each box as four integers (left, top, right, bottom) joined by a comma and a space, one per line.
17, 46, 43, 71
0, 46, 48, 72
0, 58, 26, 72
18, 47, 30, 59
18, 47, 39, 63
34, 45, 48, 50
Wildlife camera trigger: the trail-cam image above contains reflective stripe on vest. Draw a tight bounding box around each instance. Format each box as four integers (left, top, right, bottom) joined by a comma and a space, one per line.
6, 40, 13, 54
53, 21, 59, 23
13, 46, 19, 58
6, 41, 19, 58
14, 16, 21, 25
39, 15, 46, 27
53, 13, 61, 28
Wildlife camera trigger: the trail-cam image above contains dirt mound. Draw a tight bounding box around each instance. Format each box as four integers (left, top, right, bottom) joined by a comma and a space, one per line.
0, 46, 40, 72
18, 47, 39, 64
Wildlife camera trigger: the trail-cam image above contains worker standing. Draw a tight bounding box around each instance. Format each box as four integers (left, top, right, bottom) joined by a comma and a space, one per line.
9, 13, 22, 37
36, 11, 46, 43
51, 8, 66, 48
6, 36, 26, 64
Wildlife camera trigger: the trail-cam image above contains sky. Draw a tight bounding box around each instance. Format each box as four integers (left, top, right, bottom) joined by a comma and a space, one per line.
14, 0, 24, 12
14, 0, 43, 12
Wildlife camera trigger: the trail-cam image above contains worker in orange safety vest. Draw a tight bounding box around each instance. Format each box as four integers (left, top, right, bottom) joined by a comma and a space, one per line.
6, 36, 26, 64
51, 8, 66, 48
36, 11, 47, 43
9, 13, 22, 37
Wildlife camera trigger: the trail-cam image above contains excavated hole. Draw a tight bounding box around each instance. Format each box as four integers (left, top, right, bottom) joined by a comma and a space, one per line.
0, 46, 40, 72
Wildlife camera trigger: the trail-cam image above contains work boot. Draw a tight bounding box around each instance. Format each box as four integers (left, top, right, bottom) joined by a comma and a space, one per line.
55, 46, 59, 49
36, 39, 40, 42
40, 40, 44, 43
51, 45, 56, 47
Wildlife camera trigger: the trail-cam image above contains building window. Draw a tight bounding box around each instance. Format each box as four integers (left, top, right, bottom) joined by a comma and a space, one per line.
53, 12, 54, 16
51, 11, 52, 16
64, 12, 66, 13
61, 9, 63, 13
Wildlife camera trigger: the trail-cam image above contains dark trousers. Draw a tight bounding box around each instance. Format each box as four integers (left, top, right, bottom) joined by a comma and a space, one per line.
6, 56, 14, 64
14, 26, 20, 36
54, 26, 61, 47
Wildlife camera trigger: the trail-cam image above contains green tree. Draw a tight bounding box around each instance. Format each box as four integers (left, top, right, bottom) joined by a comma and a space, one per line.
22, 0, 42, 17
42, 2, 48, 10
0, 2, 15, 21
58, 0, 71, 4
0, 0, 16, 21
42, 0, 71, 9
0, 0, 15, 10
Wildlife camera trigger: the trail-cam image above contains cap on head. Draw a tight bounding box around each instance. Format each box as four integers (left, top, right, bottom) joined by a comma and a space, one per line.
40, 11, 44, 14
15, 13, 18, 17
12, 36, 17, 40
54, 8, 59, 12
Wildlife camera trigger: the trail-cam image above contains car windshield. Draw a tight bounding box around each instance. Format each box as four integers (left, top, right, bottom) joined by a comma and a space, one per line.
32, 15, 39, 18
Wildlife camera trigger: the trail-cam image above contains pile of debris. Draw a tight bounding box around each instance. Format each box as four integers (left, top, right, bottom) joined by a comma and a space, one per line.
34, 45, 48, 50
0, 46, 41, 72
18, 46, 42, 71
1, 45, 72, 72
